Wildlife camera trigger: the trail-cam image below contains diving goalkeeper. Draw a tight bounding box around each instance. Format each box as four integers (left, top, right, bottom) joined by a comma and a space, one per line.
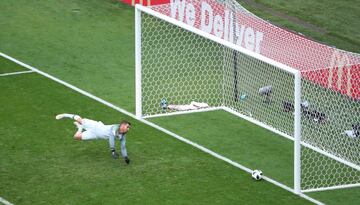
55, 113, 131, 164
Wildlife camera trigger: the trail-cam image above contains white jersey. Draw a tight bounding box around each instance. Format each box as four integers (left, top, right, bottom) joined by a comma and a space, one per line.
80, 119, 121, 138
81, 119, 127, 157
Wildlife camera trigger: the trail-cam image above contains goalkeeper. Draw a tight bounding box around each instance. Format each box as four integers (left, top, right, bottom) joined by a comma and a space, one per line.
55, 113, 131, 164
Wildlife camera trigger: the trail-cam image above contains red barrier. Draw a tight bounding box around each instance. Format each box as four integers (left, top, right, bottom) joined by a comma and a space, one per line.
303, 64, 360, 99
151, 0, 360, 100
126, 0, 360, 99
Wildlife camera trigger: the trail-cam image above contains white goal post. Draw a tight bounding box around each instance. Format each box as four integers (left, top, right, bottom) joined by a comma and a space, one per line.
135, 0, 360, 194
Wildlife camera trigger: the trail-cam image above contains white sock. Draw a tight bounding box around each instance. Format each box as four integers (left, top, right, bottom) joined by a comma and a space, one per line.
73, 115, 81, 121
56, 113, 80, 120
64, 114, 80, 120
64, 114, 74, 118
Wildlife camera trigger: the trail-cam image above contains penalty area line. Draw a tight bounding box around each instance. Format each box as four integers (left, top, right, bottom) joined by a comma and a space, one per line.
0, 197, 14, 205
0, 52, 324, 205
0, 70, 34, 77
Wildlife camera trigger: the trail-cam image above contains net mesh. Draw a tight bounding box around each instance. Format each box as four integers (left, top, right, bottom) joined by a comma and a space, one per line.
140, 0, 360, 191
301, 79, 360, 190
141, 14, 224, 116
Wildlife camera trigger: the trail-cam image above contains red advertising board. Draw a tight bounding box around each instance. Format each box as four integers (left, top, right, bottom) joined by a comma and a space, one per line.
150, 0, 360, 99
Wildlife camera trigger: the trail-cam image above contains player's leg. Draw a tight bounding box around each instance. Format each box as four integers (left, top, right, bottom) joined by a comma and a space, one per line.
72, 118, 107, 140
73, 121, 84, 140
81, 118, 99, 129
74, 130, 98, 140
73, 120, 100, 140
55, 113, 82, 123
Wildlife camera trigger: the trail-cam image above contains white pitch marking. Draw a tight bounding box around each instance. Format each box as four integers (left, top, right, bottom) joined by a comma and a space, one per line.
0, 197, 14, 205
0, 70, 34, 77
0, 52, 324, 205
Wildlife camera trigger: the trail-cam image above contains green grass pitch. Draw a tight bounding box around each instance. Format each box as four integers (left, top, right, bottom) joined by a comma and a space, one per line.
0, 0, 359, 204
140, 10, 360, 194
0, 56, 313, 205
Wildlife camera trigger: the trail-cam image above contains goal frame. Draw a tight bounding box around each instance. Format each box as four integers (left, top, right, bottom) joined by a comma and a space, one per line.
135, 4, 303, 194
135, 3, 360, 193
135, 3, 360, 195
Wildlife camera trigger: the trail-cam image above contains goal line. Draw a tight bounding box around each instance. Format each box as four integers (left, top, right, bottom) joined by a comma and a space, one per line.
0, 51, 324, 205
135, 0, 360, 194
145, 104, 360, 174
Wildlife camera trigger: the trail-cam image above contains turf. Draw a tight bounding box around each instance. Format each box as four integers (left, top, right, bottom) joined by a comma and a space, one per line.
140, 10, 360, 195
0, 56, 27, 73
1, 0, 359, 204
0, 0, 136, 112
150, 111, 360, 205
236, 0, 360, 53
150, 110, 296, 187
0, 62, 312, 204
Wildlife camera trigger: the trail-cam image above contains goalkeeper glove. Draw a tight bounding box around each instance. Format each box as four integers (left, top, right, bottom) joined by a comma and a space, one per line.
111, 149, 119, 159
124, 156, 130, 164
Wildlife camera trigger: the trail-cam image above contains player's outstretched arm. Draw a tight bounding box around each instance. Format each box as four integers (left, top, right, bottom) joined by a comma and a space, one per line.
109, 135, 119, 159
120, 137, 130, 164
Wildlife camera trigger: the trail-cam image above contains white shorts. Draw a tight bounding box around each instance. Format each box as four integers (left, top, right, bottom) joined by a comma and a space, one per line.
81, 119, 109, 140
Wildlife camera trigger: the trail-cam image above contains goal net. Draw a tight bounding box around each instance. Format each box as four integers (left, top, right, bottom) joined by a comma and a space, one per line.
135, 0, 360, 193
